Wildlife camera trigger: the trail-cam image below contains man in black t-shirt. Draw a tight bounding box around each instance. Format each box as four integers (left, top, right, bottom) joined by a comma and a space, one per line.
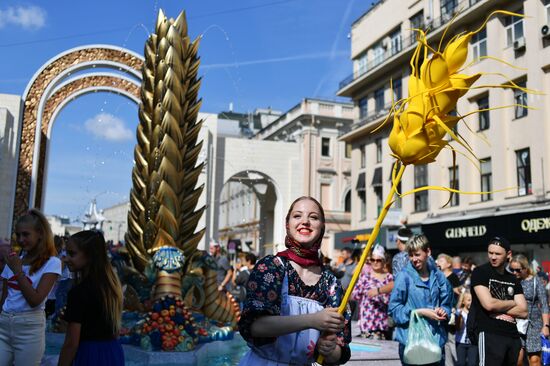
469, 236, 528, 366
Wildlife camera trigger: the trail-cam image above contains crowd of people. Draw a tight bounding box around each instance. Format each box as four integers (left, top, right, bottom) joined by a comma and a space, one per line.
0, 198, 549, 366
232, 198, 550, 366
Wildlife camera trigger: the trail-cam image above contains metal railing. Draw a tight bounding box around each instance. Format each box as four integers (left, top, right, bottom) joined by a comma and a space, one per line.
339, 0, 485, 90
354, 102, 394, 128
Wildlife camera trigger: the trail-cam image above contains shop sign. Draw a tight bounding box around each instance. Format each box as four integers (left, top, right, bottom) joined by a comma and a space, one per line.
520, 216, 550, 233
445, 225, 487, 239
421, 208, 550, 250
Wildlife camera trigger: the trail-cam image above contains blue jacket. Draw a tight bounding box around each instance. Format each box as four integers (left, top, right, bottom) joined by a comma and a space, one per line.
389, 260, 453, 347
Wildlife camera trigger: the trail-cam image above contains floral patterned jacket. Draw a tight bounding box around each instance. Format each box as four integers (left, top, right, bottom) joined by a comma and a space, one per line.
238, 255, 351, 355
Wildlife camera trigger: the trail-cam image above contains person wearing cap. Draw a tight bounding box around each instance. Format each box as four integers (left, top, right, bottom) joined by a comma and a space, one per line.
468, 236, 528, 366
391, 227, 413, 277
352, 244, 394, 340
389, 234, 453, 365
209, 241, 233, 292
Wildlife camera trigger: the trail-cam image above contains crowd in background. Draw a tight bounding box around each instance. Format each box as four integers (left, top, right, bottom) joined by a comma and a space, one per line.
1, 204, 548, 366
217, 225, 550, 366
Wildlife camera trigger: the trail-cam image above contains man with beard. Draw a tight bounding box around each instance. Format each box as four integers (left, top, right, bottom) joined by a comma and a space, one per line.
468, 237, 528, 366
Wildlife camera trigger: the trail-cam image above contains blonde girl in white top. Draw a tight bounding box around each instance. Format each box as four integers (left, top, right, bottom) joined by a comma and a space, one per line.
0, 209, 61, 366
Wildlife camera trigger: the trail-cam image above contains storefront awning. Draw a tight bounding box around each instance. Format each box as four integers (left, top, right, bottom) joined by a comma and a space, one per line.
371, 167, 382, 187
356, 172, 366, 192
334, 228, 371, 250
421, 207, 550, 250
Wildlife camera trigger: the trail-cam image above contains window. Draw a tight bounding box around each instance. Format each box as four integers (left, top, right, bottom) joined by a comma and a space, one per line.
414, 165, 428, 212
441, 0, 458, 21
448, 166, 459, 206
344, 191, 351, 212
356, 54, 368, 75
514, 80, 527, 118
392, 78, 402, 101
395, 181, 402, 208
390, 28, 402, 55
360, 190, 366, 220
360, 144, 366, 168
321, 137, 331, 157
359, 97, 368, 119
345, 142, 352, 159
374, 187, 383, 215
448, 110, 458, 135
480, 158, 492, 201
471, 28, 487, 60
409, 11, 424, 41
410, 11, 424, 29
477, 96, 490, 130
374, 88, 385, 112
505, 10, 524, 46
372, 42, 384, 66
376, 138, 382, 163
516, 148, 532, 196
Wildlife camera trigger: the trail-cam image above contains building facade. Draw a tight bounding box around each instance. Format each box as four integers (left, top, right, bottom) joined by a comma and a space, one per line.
0, 94, 22, 239
250, 98, 355, 256
339, 0, 550, 266
218, 182, 262, 255
102, 201, 130, 243
46, 215, 82, 237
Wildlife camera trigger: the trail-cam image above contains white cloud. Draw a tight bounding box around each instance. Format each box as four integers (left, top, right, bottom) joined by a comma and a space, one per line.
84, 113, 133, 142
0, 5, 47, 30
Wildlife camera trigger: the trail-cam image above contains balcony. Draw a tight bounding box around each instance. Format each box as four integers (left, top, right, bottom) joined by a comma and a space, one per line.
339, 0, 487, 92
353, 102, 393, 130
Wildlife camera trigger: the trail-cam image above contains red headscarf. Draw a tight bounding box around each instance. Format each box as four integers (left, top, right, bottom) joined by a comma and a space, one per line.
277, 197, 325, 267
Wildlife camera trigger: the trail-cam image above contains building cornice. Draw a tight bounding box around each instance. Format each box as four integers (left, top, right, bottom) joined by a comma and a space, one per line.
254, 98, 354, 140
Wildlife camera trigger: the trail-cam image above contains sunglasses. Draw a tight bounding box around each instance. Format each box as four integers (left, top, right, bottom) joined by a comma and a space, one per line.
509, 267, 523, 273
370, 258, 384, 263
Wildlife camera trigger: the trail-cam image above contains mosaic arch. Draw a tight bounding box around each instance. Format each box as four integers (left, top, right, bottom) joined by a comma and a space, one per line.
13, 45, 144, 222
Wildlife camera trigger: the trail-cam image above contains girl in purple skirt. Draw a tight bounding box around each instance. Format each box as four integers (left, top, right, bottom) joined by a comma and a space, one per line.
58, 230, 124, 366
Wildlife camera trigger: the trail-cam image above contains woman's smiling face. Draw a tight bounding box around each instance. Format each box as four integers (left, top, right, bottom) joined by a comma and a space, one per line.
287, 199, 324, 248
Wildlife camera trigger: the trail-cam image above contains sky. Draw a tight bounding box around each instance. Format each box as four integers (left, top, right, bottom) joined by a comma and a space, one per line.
0, 0, 370, 221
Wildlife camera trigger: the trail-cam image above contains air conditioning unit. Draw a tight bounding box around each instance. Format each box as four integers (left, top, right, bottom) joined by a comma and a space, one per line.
542, 25, 550, 39
513, 37, 526, 51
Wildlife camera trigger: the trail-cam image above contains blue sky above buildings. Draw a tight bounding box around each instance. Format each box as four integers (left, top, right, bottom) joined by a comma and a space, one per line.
0, 0, 369, 220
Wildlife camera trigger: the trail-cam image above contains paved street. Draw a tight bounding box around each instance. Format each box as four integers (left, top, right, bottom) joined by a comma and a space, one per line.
348, 321, 401, 365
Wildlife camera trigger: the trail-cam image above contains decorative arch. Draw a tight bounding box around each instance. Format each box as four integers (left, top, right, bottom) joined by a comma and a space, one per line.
13, 45, 144, 222
219, 170, 282, 256
209, 137, 303, 253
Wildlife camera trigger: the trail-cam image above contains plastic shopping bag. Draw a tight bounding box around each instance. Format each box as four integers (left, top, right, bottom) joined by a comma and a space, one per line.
403, 311, 442, 365
542, 335, 550, 366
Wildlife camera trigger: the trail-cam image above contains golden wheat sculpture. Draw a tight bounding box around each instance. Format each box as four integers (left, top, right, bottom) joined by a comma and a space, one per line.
126, 10, 205, 300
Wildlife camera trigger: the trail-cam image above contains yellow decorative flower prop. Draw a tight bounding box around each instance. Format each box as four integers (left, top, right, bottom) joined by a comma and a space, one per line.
317, 10, 536, 364
388, 31, 480, 165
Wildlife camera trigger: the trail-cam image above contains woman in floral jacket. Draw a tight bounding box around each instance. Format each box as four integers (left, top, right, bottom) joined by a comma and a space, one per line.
352, 244, 393, 339
238, 196, 351, 365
